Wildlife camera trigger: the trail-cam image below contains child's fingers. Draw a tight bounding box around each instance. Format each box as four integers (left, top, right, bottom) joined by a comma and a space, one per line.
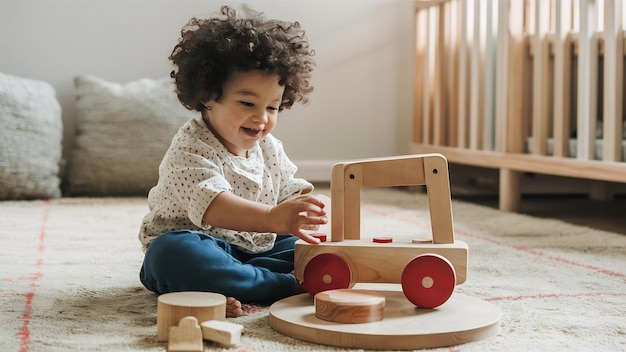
300, 223, 320, 231
298, 231, 321, 245
300, 194, 326, 210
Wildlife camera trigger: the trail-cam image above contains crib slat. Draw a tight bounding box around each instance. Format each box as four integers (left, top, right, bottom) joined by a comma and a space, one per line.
457, 0, 469, 148
422, 7, 434, 145
494, 0, 510, 153
433, 3, 447, 146
430, 6, 440, 145
576, 0, 597, 160
447, 0, 459, 147
469, 0, 483, 150
530, 0, 551, 156
413, 7, 428, 145
506, 0, 526, 154
482, 0, 496, 151
552, 0, 573, 158
602, 0, 624, 162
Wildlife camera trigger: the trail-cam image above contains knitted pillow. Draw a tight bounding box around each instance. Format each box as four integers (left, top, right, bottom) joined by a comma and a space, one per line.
0, 72, 63, 200
66, 75, 196, 196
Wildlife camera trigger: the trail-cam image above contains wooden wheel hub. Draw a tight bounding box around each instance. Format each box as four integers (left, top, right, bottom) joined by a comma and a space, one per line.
401, 253, 456, 308
303, 253, 352, 296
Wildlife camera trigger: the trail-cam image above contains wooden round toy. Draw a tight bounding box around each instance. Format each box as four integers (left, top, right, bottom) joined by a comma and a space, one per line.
401, 253, 456, 308
311, 233, 327, 242
303, 253, 352, 296
315, 289, 385, 323
269, 290, 501, 350
156, 291, 226, 341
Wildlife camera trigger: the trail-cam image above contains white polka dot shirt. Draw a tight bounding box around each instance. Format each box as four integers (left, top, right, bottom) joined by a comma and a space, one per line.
138, 115, 313, 253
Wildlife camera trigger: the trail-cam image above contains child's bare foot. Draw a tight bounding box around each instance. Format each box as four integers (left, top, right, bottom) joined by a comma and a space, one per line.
226, 296, 243, 318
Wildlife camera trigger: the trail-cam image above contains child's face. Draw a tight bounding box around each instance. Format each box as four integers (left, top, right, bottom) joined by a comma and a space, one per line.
204, 71, 285, 157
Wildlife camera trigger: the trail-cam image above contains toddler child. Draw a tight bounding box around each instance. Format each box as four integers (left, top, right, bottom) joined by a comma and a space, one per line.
138, 5, 326, 318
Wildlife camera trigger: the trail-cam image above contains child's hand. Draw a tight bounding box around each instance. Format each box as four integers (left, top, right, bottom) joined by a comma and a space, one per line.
269, 194, 327, 244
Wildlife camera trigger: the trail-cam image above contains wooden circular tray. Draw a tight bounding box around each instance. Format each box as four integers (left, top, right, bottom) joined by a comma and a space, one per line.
269, 290, 501, 350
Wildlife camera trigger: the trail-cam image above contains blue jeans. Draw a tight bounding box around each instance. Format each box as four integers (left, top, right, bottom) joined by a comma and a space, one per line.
139, 230, 299, 303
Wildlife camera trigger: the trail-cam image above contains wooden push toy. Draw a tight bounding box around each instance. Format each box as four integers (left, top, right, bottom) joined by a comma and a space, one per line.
269, 154, 501, 350
300, 153, 467, 307
156, 291, 243, 351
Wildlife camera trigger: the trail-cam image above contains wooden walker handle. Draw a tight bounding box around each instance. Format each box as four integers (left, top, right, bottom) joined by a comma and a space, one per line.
330, 153, 454, 244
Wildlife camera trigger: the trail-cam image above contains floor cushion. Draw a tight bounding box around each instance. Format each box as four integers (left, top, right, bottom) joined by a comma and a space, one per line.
0, 72, 63, 200
66, 75, 196, 196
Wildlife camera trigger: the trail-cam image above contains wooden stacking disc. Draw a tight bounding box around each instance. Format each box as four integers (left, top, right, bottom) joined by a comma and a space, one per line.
315, 289, 385, 323
269, 290, 501, 350
156, 291, 226, 341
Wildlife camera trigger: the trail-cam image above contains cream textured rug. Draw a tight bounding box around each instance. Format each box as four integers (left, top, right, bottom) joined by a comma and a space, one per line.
1, 187, 625, 352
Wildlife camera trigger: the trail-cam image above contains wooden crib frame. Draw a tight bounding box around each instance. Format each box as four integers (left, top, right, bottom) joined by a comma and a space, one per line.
411, 0, 626, 211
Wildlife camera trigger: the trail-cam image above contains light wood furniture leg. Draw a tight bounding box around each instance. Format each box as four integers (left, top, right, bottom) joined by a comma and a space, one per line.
499, 168, 521, 212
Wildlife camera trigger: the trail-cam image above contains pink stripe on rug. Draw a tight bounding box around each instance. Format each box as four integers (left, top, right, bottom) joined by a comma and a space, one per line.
486, 291, 626, 302
454, 228, 625, 279
16, 201, 49, 352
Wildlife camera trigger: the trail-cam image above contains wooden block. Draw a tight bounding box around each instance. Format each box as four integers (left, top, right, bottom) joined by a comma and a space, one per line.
168, 316, 203, 352
157, 291, 226, 341
200, 320, 243, 347
315, 289, 385, 324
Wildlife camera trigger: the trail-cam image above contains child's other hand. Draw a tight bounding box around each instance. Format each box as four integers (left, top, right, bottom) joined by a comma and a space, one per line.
269, 194, 327, 244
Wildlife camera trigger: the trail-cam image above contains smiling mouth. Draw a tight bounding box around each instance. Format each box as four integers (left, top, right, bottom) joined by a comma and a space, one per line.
242, 127, 262, 137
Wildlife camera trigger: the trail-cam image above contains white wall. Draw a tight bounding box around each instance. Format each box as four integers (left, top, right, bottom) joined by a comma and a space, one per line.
0, 0, 415, 181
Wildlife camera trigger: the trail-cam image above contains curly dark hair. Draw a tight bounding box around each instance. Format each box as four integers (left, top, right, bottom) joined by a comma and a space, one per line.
169, 5, 315, 112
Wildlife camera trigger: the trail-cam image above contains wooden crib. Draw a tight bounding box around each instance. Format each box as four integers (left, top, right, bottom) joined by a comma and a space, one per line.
411, 0, 626, 211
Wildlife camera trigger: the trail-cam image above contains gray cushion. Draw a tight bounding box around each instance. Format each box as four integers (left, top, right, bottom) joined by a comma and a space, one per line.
66, 75, 196, 196
0, 72, 63, 200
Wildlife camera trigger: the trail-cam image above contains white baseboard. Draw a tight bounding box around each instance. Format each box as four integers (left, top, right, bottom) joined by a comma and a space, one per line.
294, 160, 342, 182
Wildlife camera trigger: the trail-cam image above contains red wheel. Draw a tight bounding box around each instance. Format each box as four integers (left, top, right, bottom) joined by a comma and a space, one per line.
303, 253, 351, 296
401, 254, 456, 308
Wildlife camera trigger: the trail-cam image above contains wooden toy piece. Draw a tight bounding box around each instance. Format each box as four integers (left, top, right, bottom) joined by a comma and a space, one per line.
296, 239, 468, 294
294, 154, 468, 305
331, 153, 454, 244
200, 320, 243, 347
372, 236, 393, 243
311, 233, 327, 242
269, 290, 502, 350
271, 154, 501, 350
314, 289, 385, 324
401, 254, 456, 308
302, 253, 352, 296
157, 292, 227, 341
168, 316, 203, 352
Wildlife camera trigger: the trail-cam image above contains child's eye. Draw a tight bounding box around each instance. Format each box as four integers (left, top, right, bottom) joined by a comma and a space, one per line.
267, 106, 279, 112
240, 101, 254, 107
